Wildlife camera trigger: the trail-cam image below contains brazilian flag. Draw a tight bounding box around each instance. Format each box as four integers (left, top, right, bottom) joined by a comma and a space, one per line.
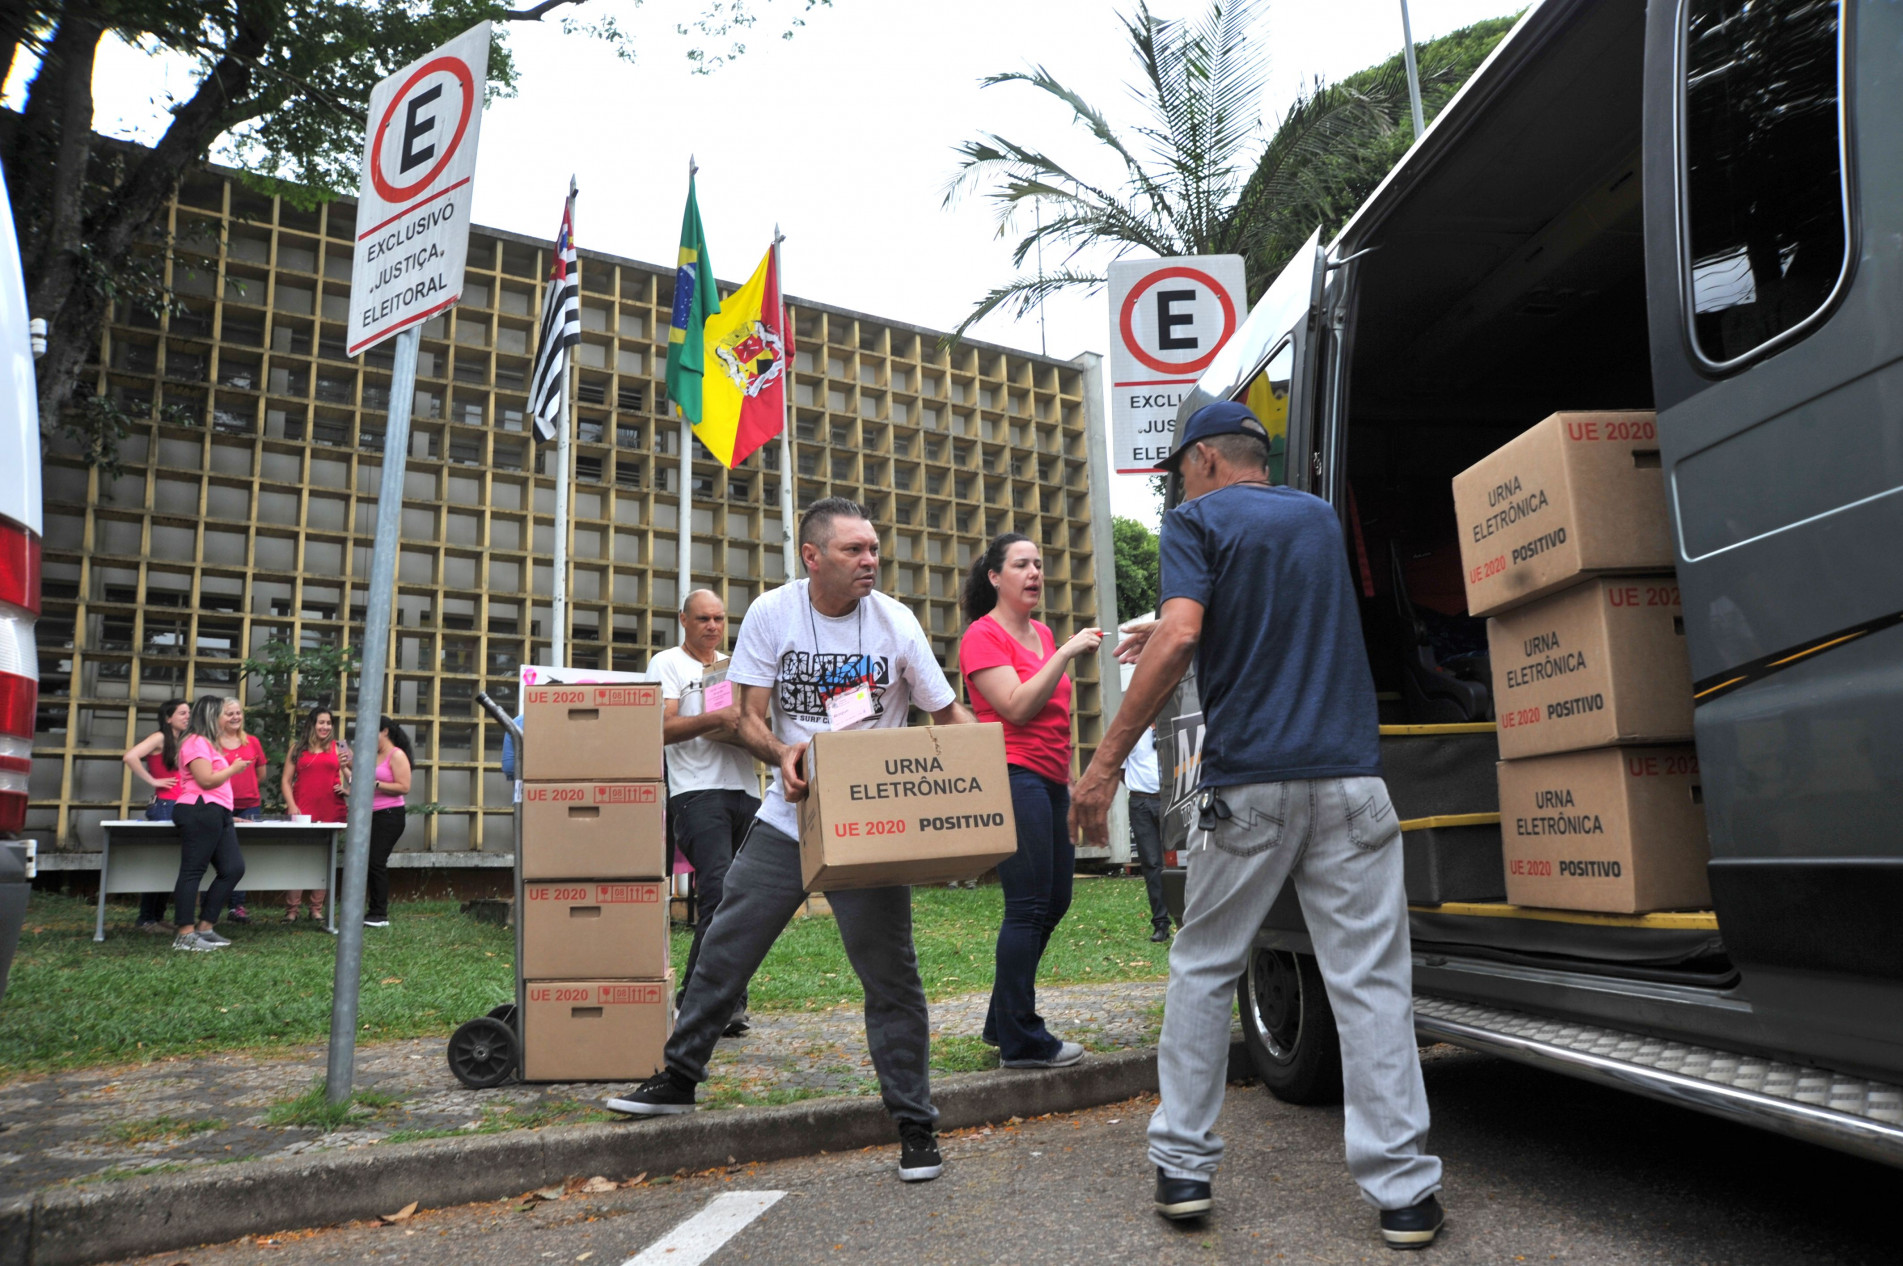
665, 173, 721, 427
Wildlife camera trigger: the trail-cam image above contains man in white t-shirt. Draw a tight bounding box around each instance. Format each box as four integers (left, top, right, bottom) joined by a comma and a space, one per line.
608, 498, 974, 1185
648, 589, 760, 1035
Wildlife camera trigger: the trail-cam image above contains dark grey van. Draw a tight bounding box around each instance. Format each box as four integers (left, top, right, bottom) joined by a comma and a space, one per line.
1158, 0, 1903, 1165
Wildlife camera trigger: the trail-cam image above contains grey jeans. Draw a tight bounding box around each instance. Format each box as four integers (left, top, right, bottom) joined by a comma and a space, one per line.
1148, 775, 1441, 1211
664, 818, 936, 1125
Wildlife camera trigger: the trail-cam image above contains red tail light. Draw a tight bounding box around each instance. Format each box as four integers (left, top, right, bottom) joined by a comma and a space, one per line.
0, 517, 37, 617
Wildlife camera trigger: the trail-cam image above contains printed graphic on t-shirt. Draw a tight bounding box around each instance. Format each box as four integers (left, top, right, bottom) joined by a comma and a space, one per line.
776, 650, 890, 720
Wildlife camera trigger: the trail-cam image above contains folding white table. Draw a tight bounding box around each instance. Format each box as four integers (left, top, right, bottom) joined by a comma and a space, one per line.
94, 819, 342, 940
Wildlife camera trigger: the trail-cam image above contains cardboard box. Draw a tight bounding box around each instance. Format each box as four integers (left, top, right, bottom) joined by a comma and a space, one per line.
521, 880, 669, 980
520, 781, 667, 880
520, 681, 663, 781
1453, 411, 1674, 617
522, 973, 673, 1083
1498, 746, 1710, 913
1488, 577, 1694, 759
797, 723, 1019, 891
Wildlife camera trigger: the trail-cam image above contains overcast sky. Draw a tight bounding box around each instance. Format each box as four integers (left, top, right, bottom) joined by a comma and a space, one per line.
46, 0, 1522, 523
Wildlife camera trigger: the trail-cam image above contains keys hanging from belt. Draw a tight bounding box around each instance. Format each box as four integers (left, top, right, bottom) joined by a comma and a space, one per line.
1196, 789, 1232, 833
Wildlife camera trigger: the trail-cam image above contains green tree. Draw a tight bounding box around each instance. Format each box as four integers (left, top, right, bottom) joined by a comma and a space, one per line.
239, 638, 360, 813
1112, 514, 1159, 623
1245, 14, 1518, 283
943, 0, 1437, 338
7, 0, 830, 472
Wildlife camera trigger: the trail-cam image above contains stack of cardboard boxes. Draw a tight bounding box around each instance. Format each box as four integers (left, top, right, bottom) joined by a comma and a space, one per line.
516, 673, 673, 1081
1454, 412, 1711, 913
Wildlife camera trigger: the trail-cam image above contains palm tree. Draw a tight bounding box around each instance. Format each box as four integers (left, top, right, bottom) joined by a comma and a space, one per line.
944, 0, 1433, 342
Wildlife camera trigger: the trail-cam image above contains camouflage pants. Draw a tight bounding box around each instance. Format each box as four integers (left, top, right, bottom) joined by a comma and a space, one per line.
663, 819, 936, 1125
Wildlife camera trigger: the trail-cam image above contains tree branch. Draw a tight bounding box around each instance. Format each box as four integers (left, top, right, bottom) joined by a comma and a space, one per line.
501, 0, 590, 21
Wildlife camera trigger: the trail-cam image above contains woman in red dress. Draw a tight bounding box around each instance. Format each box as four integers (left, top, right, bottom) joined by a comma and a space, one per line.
280, 705, 348, 922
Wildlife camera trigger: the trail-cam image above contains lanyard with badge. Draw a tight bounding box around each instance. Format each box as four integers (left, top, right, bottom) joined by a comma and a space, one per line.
807, 584, 874, 729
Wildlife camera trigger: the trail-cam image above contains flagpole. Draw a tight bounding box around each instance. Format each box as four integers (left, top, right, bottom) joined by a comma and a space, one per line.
552, 177, 577, 670
775, 227, 797, 580
676, 157, 694, 637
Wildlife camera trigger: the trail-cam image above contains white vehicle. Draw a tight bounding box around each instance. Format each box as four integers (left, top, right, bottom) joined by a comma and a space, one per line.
0, 162, 44, 998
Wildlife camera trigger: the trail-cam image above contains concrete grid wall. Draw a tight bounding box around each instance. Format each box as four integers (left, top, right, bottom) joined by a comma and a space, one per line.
27, 170, 1104, 856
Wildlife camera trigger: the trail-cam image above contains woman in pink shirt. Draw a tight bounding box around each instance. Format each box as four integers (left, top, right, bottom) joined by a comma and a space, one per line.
169, 695, 252, 951
120, 698, 188, 931
346, 716, 413, 928
958, 533, 1101, 1069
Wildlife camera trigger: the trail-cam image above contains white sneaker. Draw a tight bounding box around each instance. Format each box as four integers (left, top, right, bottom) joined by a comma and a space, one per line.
364, 919, 391, 928
1002, 1041, 1085, 1069
172, 931, 218, 952
195, 928, 231, 946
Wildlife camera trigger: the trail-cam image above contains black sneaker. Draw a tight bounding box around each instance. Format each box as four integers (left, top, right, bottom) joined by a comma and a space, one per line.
605, 1069, 698, 1116
1150, 924, 1172, 943
1154, 1167, 1213, 1220
1380, 1195, 1444, 1249
897, 1119, 942, 1182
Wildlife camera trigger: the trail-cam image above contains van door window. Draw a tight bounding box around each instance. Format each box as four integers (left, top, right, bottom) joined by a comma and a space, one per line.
1237, 340, 1294, 485
1681, 0, 1848, 369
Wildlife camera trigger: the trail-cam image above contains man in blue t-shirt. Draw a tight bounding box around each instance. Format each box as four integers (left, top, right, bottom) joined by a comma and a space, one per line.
1072, 401, 1443, 1249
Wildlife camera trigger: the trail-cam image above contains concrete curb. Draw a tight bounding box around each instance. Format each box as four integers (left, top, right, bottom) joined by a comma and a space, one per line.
11, 1041, 1253, 1266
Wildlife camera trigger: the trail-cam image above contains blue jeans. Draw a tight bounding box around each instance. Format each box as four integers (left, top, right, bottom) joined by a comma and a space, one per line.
985, 767, 1075, 1062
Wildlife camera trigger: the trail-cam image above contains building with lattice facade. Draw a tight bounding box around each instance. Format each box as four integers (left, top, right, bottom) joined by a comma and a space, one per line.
26, 167, 1108, 871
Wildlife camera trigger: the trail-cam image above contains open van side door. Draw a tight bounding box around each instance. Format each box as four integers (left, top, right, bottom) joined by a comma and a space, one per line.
1641, 0, 1903, 1075
1156, 232, 1331, 852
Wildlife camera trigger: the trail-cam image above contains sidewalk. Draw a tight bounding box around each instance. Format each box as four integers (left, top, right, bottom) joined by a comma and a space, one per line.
0, 980, 1168, 1199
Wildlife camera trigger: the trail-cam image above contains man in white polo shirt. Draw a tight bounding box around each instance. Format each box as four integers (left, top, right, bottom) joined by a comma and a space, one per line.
648, 589, 759, 1036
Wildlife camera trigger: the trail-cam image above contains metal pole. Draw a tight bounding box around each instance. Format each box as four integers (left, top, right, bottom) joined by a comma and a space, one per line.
552, 363, 572, 671
1399, 0, 1426, 140
678, 417, 692, 629
326, 323, 419, 1105
1076, 350, 1130, 863
676, 157, 696, 633
551, 181, 576, 669
775, 230, 798, 579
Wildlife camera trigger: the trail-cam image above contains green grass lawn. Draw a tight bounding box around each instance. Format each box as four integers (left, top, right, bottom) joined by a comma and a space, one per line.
0, 877, 1168, 1078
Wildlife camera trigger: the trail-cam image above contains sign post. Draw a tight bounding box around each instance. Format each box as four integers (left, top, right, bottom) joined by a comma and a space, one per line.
1105, 255, 1248, 473
328, 21, 490, 1106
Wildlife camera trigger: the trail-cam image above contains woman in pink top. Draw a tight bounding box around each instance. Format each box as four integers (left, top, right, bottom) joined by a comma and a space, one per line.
169, 695, 252, 951
958, 533, 1102, 1069
120, 698, 188, 930
346, 716, 413, 928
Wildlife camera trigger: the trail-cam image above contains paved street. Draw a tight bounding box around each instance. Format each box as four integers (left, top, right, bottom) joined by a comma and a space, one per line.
108, 1046, 1894, 1265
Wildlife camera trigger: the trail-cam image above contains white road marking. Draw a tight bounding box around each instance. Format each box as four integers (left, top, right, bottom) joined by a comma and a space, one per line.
621, 1190, 786, 1266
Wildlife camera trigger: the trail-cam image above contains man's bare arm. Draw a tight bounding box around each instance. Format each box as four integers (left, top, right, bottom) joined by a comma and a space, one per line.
1070, 598, 1204, 846
929, 699, 977, 726
1095, 598, 1203, 773
733, 685, 788, 769
662, 697, 740, 745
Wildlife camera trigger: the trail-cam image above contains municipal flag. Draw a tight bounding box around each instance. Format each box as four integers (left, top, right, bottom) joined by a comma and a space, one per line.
665, 172, 720, 426
698, 244, 792, 467
530, 183, 579, 442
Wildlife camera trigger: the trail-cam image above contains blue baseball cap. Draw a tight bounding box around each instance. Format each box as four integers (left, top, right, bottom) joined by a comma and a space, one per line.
1154, 400, 1274, 471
